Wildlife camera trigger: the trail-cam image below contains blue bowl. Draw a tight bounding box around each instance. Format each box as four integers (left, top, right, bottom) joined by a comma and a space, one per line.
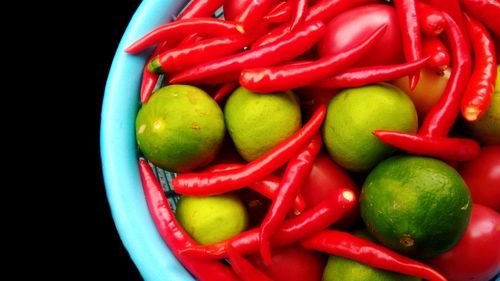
100, 0, 195, 280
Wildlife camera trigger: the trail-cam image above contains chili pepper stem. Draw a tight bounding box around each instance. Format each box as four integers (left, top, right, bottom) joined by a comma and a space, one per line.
148, 57, 162, 74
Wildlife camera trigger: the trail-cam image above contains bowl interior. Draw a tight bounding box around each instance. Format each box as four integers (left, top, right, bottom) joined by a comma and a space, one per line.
100, 0, 194, 280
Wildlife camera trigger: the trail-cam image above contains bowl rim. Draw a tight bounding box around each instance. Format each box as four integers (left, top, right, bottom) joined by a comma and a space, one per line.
100, 0, 195, 280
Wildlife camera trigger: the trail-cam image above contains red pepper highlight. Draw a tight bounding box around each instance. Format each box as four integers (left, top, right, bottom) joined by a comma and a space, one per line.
169, 20, 325, 84
232, 0, 276, 34
140, 41, 173, 104
313, 57, 429, 89
289, 0, 308, 30
460, 0, 500, 36
180, 187, 356, 259
125, 18, 244, 54
177, 0, 224, 19
172, 105, 326, 195
138, 159, 241, 281
259, 134, 322, 264
419, 13, 472, 137
227, 246, 274, 281
213, 82, 239, 102
416, 1, 445, 36
240, 25, 387, 93
422, 36, 450, 73
373, 130, 481, 161
264, 1, 292, 23
461, 13, 497, 121
301, 230, 447, 281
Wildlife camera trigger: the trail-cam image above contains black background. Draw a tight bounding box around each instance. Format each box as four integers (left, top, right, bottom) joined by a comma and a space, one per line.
91, 0, 143, 279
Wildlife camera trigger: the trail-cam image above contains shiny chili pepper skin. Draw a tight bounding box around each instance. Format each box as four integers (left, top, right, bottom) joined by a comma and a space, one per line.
419, 13, 472, 137
253, 0, 378, 47
301, 230, 447, 281
172, 105, 326, 194
394, 0, 422, 89
169, 20, 325, 84
289, 0, 308, 30
460, 0, 500, 36
240, 25, 387, 93
140, 41, 173, 104
200, 163, 307, 213
213, 82, 239, 102
125, 18, 245, 54
422, 36, 450, 73
138, 159, 241, 281
313, 57, 429, 88
373, 130, 481, 161
264, 1, 292, 23
233, 0, 276, 34
259, 134, 322, 264
227, 246, 274, 281
148, 34, 249, 74
177, 0, 224, 19
179, 187, 356, 259
461, 13, 497, 121
416, 1, 445, 36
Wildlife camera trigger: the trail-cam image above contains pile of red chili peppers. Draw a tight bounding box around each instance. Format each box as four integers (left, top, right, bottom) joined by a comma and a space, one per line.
129, 0, 499, 280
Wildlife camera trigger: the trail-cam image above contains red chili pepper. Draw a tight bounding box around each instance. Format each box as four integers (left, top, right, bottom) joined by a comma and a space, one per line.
140, 41, 173, 104
461, 13, 497, 121
264, 1, 292, 23
259, 134, 322, 264
177, 0, 224, 19
253, 0, 378, 47
179, 187, 356, 259
372, 130, 481, 161
172, 105, 326, 194
289, 0, 308, 30
200, 163, 307, 213
125, 18, 245, 54
419, 13, 472, 137
394, 0, 422, 89
169, 20, 325, 84
240, 25, 387, 93
460, 0, 500, 36
300, 230, 447, 281
148, 34, 249, 74
313, 57, 429, 89
416, 1, 446, 36
227, 246, 274, 281
213, 82, 239, 102
138, 159, 241, 281
232, 0, 276, 34
422, 35, 450, 73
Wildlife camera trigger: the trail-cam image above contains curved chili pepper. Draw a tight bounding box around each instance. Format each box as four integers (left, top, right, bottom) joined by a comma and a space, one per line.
419, 13, 472, 137
179, 187, 356, 259
394, 0, 422, 89
422, 36, 450, 73
313, 57, 429, 89
264, 1, 292, 23
259, 134, 322, 264
373, 130, 481, 161
138, 159, 241, 281
213, 82, 239, 102
140, 41, 173, 104
148, 34, 249, 74
300, 230, 447, 281
227, 246, 274, 281
125, 18, 245, 54
461, 13, 497, 121
240, 25, 387, 93
460, 0, 500, 36
169, 20, 325, 84
416, 1, 445, 36
253, 0, 378, 47
172, 105, 326, 194
289, 0, 308, 31
232, 0, 276, 34
177, 0, 224, 19
200, 163, 307, 213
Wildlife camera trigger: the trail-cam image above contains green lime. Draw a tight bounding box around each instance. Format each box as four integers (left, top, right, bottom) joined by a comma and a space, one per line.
323, 83, 418, 171
136, 84, 225, 172
175, 194, 248, 245
360, 155, 472, 259
465, 65, 500, 145
224, 87, 301, 161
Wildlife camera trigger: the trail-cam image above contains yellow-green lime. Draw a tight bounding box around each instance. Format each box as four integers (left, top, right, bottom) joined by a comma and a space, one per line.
135, 84, 225, 172
465, 65, 500, 144
323, 83, 418, 171
360, 155, 472, 259
175, 194, 248, 245
224, 87, 301, 161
